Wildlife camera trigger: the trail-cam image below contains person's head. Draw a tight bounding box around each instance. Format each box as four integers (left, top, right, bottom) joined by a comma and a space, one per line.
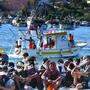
27, 56, 36, 68
76, 58, 80, 65
49, 62, 56, 71
43, 58, 50, 68
73, 67, 80, 72
0, 65, 8, 77
30, 56, 36, 61
43, 57, 49, 64
58, 59, 64, 64
68, 62, 75, 70
23, 52, 29, 59
16, 61, 24, 72
28, 62, 35, 69
64, 60, 71, 67
49, 62, 57, 71
2, 60, 8, 65
20, 37, 22, 39
2, 65, 8, 72
69, 33, 72, 36
30, 37, 32, 40
68, 58, 73, 62
8, 62, 15, 70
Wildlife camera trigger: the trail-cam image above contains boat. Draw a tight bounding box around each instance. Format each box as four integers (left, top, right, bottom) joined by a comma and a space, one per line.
12, 17, 27, 28
76, 41, 87, 48
40, 29, 87, 58
80, 21, 90, 26
8, 19, 87, 59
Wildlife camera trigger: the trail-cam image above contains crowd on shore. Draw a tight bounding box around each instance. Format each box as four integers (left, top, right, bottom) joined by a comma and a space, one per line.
0, 52, 90, 90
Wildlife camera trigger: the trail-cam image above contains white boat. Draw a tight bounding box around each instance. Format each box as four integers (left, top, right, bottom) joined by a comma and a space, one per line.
76, 41, 87, 48
8, 22, 87, 59
40, 30, 87, 58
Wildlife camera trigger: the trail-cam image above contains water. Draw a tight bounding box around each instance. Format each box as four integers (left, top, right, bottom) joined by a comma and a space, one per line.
0, 24, 90, 63
69, 26, 90, 56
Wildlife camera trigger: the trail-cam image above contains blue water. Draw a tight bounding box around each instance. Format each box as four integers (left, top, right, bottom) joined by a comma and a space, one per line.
70, 26, 90, 56
0, 24, 90, 62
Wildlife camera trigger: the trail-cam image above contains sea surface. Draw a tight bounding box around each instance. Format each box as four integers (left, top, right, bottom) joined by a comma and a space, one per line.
0, 24, 90, 63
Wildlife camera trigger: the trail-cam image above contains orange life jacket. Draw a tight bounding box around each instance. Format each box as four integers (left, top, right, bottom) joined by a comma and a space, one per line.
29, 42, 34, 49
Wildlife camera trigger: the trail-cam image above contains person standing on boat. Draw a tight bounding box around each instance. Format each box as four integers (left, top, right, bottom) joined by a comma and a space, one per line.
17, 37, 22, 48
15, 41, 21, 55
25, 37, 36, 49
68, 33, 74, 47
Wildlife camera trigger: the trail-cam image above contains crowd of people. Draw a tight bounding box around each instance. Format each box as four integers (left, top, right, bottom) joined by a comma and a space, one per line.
0, 52, 90, 90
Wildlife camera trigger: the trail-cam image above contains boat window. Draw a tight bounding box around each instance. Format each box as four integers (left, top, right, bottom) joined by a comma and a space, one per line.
61, 35, 67, 41
47, 36, 55, 48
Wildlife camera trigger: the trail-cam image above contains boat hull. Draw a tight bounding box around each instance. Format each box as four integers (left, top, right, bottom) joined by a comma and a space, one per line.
40, 47, 79, 58
8, 47, 79, 59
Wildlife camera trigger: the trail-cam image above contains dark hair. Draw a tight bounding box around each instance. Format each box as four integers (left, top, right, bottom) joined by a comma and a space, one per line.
68, 58, 73, 62
58, 59, 64, 64
30, 56, 36, 61
69, 63, 75, 70
50, 62, 56, 67
20, 37, 22, 39
8, 62, 15, 68
29, 62, 35, 67
2, 61, 8, 65
23, 53, 29, 57
28, 56, 36, 65
76, 58, 80, 65
2, 66, 8, 72
16, 61, 24, 67
43, 58, 48, 63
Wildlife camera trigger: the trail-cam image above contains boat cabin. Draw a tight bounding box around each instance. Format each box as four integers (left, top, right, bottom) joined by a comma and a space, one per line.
42, 31, 69, 50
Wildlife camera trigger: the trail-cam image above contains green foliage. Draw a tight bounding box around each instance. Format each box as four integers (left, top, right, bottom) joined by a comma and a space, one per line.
84, 13, 90, 21
48, 0, 89, 21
